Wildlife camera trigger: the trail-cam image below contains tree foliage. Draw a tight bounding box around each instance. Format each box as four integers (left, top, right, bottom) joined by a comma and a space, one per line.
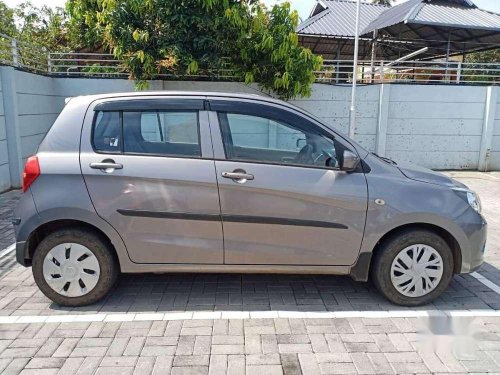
66, 0, 102, 49
0, 1, 16, 36
465, 49, 500, 64
68, 0, 322, 99
0, 1, 70, 51
13, 2, 69, 51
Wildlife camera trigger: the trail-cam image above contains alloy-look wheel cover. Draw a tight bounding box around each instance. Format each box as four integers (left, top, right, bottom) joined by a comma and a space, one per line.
42, 243, 100, 297
390, 244, 444, 298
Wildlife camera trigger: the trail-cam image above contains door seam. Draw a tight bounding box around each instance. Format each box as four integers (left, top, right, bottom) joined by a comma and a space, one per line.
205, 108, 226, 264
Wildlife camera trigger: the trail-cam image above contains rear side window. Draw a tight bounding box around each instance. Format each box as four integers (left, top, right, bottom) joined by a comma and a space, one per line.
93, 110, 201, 157
93, 111, 121, 153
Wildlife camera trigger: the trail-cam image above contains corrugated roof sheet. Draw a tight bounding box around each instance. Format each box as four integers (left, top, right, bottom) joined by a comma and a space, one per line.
413, 3, 500, 30
362, 0, 500, 35
361, 0, 423, 35
297, 0, 388, 37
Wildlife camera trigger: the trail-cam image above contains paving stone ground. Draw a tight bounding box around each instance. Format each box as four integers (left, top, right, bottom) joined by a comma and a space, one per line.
0, 171, 498, 374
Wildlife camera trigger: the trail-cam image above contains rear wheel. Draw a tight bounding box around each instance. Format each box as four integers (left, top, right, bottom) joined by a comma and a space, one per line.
32, 228, 118, 306
372, 229, 454, 306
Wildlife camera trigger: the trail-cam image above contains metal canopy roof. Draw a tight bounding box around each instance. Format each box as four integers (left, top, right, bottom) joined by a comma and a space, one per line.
297, 0, 500, 60
297, 0, 389, 60
297, 0, 388, 38
363, 0, 500, 34
362, 0, 500, 56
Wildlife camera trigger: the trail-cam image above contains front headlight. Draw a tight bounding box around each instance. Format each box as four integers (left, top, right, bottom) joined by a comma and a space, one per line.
452, 187, 481, 213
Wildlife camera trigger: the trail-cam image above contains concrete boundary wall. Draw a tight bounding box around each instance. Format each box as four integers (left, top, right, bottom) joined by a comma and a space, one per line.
0, 71, 9, 192
0, 66, 498, 192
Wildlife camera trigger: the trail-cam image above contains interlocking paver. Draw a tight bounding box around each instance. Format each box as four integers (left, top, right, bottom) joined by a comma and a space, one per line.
246, 353, 281, 365
170, 366, 208, 375
151, 355, 173, 375
76, 356, 101, 375
132, 357, 155, 375
367, 352, 395, 374
193, 335, 211, 355
25, 357, 65, 369
319, 362, 357, 375
95, 367, 133, 375
123, 337, 145, 356
57, 357, 84, 374
246, 364, 283, 375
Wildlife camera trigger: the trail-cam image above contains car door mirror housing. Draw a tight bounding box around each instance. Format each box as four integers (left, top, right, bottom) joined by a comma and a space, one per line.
340, 150, 360, 171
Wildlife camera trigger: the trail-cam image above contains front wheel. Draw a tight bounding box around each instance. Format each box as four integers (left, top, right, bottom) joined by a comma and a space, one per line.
32, 229, 118, 307
372, 230, 454, 306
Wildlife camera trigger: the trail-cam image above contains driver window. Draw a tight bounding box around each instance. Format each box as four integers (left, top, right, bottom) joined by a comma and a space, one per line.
219, 112, 339, 168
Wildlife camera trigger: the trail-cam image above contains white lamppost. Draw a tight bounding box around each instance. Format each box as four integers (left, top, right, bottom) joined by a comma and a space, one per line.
349, 0, 361, 139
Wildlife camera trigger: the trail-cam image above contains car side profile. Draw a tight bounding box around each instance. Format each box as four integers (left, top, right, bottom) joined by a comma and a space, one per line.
13, 92, 486, 307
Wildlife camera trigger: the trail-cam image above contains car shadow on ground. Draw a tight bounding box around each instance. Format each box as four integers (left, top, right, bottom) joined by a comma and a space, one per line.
38, 262, 500, 315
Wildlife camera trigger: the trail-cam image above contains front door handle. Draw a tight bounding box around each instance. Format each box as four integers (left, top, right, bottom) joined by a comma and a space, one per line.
222, 169, 254, 183
90, 159, 123, 173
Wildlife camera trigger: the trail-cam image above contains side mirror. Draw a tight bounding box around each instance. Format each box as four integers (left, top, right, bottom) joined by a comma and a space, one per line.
340, 150, 360, 171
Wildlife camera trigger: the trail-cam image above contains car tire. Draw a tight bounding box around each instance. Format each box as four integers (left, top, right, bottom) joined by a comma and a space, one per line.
372, 229, 454, 306
32, 228, 118, 307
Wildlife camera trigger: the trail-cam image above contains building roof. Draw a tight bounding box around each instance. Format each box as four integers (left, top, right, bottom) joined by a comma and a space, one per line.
297, 0, 389, 38
362, 0, 500, 35
297, 0, 500, 60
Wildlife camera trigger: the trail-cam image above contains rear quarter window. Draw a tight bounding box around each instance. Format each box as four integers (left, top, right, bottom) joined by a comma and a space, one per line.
92, 109, 201, 158
93, 111, 121, 153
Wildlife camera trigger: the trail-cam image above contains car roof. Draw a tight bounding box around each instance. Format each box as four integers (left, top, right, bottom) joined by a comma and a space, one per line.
75, 90, 285, 107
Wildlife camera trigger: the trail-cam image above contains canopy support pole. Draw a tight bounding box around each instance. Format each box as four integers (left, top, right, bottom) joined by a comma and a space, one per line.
349, 0, 361, 140
336, 43, 341, 83
445, 32, 451, 82
370, 30, 378, 83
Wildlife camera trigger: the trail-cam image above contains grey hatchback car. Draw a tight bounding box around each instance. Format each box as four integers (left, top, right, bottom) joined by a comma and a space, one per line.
13, 92, 486, 307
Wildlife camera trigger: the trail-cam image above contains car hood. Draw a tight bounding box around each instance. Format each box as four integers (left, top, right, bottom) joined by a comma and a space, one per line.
397, 162, 466, 188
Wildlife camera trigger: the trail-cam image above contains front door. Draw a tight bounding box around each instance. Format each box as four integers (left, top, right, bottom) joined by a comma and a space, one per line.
209, 101, 368, 266
80, 98, 223, 264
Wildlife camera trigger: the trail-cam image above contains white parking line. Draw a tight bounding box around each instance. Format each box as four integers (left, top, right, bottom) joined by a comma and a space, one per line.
0, 309, 498, 324
471, 272, 500, 295
0, 244, 15, 259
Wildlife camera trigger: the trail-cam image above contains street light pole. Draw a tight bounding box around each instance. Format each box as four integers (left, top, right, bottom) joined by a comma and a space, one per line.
349, 0, 361, 139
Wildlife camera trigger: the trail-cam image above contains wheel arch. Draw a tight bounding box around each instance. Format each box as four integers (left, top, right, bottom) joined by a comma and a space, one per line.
24, 219, 121, 270
350, 222, 462, 282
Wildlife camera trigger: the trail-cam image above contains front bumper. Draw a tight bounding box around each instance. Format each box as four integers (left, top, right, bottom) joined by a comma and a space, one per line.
458, 213, 487, 274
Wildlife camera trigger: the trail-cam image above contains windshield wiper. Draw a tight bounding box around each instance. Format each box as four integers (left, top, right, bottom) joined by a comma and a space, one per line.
372, 153, 397, 165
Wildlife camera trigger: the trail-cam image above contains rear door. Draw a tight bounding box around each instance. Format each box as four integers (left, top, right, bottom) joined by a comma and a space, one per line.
80, 97, 223, 264
208, 99, 368, 266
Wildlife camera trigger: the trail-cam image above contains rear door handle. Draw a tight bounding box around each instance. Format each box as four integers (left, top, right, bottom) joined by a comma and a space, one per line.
90, 160, 123, 172
222, 170, 254, 183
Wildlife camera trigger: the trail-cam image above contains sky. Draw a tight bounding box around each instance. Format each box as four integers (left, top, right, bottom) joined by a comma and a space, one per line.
3, 0, 500, 20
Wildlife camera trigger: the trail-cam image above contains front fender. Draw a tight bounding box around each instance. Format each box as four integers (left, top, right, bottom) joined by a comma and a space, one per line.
350, 163, 484, 281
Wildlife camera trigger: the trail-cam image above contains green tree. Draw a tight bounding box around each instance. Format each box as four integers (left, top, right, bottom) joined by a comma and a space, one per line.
14, 2, 69, 51
69, 0, 322, 99
371, 0, 392, 5
0, 1, 71, 70
0, 1, 16, 36
464, 48, 500, 82
66, 0, 102, 49
465, 49, 500, 64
